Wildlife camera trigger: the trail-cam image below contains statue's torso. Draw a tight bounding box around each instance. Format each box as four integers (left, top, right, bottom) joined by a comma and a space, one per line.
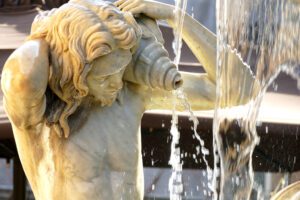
12, 85, 146, 200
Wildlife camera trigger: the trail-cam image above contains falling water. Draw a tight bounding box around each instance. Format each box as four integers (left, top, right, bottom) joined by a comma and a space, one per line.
169, 0, 215, 199
215, 0, 300, 199
176, 89, 213, 197
168, 0, 187, 199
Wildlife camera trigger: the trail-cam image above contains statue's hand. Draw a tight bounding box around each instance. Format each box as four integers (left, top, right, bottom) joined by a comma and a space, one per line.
114, 0, 146, 15
115, 0, 174, 20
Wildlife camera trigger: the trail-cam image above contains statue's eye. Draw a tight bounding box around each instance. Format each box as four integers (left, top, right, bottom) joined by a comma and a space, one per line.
93, 76, 109, 86
107, 13, 115, 20
94, 76, 106, 81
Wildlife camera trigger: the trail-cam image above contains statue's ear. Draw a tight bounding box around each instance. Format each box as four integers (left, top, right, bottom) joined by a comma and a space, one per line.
136, 15, 164, 44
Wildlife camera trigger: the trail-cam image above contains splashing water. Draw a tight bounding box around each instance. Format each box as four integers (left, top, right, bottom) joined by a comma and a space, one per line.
215, 0, 300, 199
176, 89, 214, 195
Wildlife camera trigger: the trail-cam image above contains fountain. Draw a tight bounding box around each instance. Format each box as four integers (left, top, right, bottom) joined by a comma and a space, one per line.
1, 0, 299, 199
215, 0, 300, 199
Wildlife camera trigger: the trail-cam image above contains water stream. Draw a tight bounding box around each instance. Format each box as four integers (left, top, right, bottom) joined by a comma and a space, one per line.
169, 0, 214, 199
168, 0, 187, 199
215, 0, 300, 199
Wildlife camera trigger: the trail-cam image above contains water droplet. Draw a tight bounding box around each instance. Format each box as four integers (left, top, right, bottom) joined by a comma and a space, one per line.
152, 184, 155, 191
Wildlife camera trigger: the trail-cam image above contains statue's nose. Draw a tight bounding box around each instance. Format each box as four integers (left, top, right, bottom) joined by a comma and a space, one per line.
109, 82, 122, 90
109, 75, 123, 90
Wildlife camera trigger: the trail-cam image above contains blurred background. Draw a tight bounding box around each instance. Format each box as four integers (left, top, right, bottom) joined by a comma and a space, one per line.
0, 0, 299, 199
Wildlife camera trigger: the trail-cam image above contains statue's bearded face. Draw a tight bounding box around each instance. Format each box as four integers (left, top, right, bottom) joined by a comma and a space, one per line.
86, 48, 132, 106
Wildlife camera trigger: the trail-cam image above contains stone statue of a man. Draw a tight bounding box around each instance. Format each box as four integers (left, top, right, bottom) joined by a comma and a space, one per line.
1, 0, 222, 199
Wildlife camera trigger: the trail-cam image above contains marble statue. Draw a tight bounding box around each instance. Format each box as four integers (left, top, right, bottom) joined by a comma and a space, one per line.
1, 0, 253, 199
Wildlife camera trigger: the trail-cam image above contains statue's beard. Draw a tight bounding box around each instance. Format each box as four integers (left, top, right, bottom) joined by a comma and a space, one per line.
89, 91, 120, 107
99, 95, 117, 107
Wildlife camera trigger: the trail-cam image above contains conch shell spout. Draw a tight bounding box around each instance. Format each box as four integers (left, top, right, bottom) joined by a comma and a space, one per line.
124, 37, 182, 90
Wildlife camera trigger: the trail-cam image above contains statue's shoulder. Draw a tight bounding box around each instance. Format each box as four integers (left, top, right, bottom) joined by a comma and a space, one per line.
2, 39, 49, 92
5, 39, 48, 70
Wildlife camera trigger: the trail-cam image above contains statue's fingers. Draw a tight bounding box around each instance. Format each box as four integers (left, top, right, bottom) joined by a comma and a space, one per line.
114, 0, 127, 6
117, 0, 133, 10
128, 6, 144, 15
122, 1, 140, 12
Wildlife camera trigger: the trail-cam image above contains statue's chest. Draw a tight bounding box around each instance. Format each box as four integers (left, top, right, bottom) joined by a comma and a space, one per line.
84, 103, 142, 136
68, 90, 146, 149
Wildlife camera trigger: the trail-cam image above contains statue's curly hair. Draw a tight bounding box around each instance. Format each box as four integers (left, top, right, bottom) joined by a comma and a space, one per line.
28, 1, 141, 138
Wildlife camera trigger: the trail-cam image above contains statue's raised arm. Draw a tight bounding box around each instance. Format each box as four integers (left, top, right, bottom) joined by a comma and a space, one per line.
115, 0, 216, 81
116, 0, 259, 110
1, 39, 49, 130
